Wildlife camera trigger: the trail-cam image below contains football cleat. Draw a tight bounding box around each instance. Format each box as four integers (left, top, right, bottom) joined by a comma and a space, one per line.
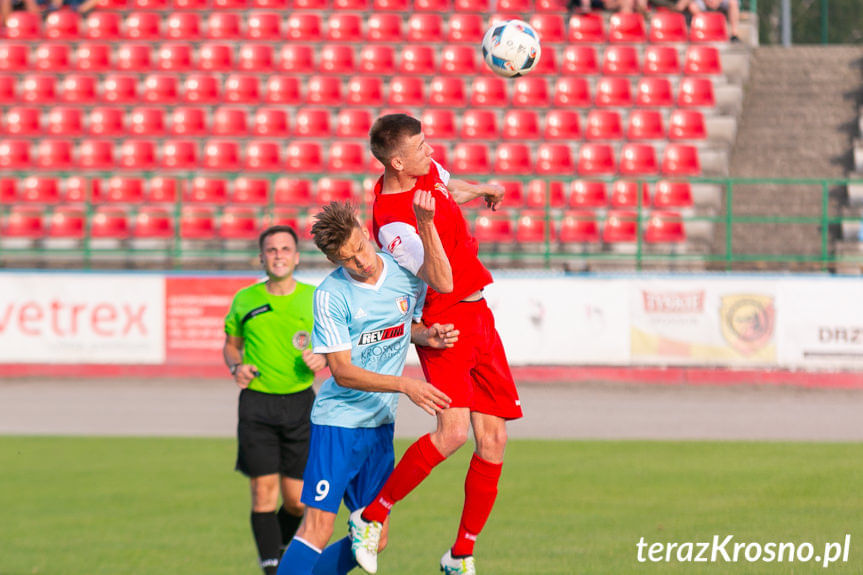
349, 507, 382, 574
440, 550, 476, 575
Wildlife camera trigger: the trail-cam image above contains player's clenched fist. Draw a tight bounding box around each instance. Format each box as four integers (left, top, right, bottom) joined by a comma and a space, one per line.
302, 348, 327, 372
232, 364, 260, 388
412, 189, 436, 224
479, 182, 505, 211
403, 379, 452, 415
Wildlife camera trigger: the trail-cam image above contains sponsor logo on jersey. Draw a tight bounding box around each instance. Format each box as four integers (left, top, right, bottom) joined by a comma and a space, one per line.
388, 236, 402, 253
355, 307, 368, 319
360, 340, 403, 365
358, 324, 405, 346
396, 296, 410, 315
434, 182, 449, 198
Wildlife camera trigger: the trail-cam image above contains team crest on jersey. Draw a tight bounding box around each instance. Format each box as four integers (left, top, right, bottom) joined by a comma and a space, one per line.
292, 330, 310, 350
434, 183, 449, 198
396, 296, 410, 315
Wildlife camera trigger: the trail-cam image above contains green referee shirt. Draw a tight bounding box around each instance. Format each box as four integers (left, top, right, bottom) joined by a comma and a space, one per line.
225, 280, 316, 395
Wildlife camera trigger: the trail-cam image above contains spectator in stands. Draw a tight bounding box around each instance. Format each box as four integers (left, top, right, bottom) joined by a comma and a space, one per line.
37, 0, 98, 15
1, 0, 39, 26
648, 0, 694, 14
690, 0, 741, 42
568, 0, 638, 13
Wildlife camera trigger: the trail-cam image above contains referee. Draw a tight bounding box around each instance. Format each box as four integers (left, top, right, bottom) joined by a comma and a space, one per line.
223, 225, 327, 575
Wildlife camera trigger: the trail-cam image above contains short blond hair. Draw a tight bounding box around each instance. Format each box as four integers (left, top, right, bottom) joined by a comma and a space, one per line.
311, 201, 362, 260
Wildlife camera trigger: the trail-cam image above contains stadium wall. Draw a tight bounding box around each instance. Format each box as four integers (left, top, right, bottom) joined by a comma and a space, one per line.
1, 271, 862, 386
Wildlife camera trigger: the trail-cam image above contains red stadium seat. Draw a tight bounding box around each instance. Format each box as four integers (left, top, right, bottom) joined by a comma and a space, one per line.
62, 177, 90, 204
398, 45, 436, 75
529, 14, 566, 43
147, 177, 180, 203
0, 179, 18, 203
170, 107, 207, 136
119, 139, 158, 170
470, 77, 508, 107
497, 0, 529, 9
690, 12, 729, 42
5, 107, 41, 136
335, 0, 370, 10
627, 109, 665, 140
388, 76, 425, 106
602, 210, 638, 243
319, 44, 355, 75
198, 43, 233, 71
373, 0, 408, 8
448, 13, 484, 43
224, 74, 260, 104
677, 77, 716, 108
441, 45, 477, 75
316, 178, 356, 203
559, 211, 600, 243
429, 77, 467, 107
346, 76, 384, 106
47, 107, 83, 137
131, 0, 169, 9
252, 0, 288, 6
285, 141, 323, 172
116, 43, 153, 71
610, 179, 650, 208
669, 109, 707, 140
421, 109, 457, 139
553, 77, 591, 108
73, 43, 110, 72
274, 178, 313, 205
560, 45, 598, 76
133, 207, 174, 239
232, 178, 269, 205
328, 141, 366, 173
454, 0, 487, 9
165, 13, 201, 40
260, 76, 299, 105
186, 177, 228, 204
487, 179, 524, 206
359, 45, 395, 75
4, 12, 41, 40
180, 207, 217, 240
238, 44, 274, 72
21, 75, 56, 104
0, 139, 30, 169
254, 107, 290, 137
44, 10, 79, 40
643, 45, 680, 75
569, 180, 608, 209
220, 207, 259, 240
327, 13, 363, 42
533, 47, 558, 75
473, 214, 515, 245
636, 77, 674, 107
577, 143, 615, 176
99, 177, 145, 203
512, 76, 550, 107
60, 74, 97, 104
246, 141, 281, 172
293, 0, 327, 8
654, 180, 694, 209
0, 44, 29, 71
648, 11, 688, 43
526, 179, 566, 208
662, 144, 701, 176
34, 43, 70, 72
183, 74, 220, 104
502, 110, 540, 140
162, 140, 198, 170
212, 107, 248, 136
585, 109, 623, 141
102, 74, 139, 104
129, 107, 166, 136
415, 0, 450, 10
544, 109, 581, 140
142, 74, 179, 104
494, 143, 532, 175
407, 13, 443, 42
79, 139, 115, 170
203, 140, 241, 171
452, 143, 491, 174
294, 107, 332, 137
516, 211, 553, 245
285, 13, 323, 41
124, 13, 160, 40
307, 75, 343, 105
366, 13, 402, 42
684, 45, 723, 75
620, 143, 658, 176
568, 13, 604, 43
594, 77, 632, 107
213, 0, 248, 8
88, 107, 125, 136
335, 108, 371, 139
535, 143, 574, 175
2, 206, 44, 243
536, 0, 566, 10
47, 205, 86, 240
20, 176, 60, 203
608, 12, 646, 43
246, 12, 282, 40
644, 211, 685, 243
602, 45, 640, 76
0, 75, 16, 104
206, 12, 242, 39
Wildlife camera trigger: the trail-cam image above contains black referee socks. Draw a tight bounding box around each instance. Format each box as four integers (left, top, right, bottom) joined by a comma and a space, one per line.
251, 511, 281, 575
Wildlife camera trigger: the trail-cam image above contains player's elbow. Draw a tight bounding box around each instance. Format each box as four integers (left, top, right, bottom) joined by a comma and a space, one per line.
432, 277, 454, 294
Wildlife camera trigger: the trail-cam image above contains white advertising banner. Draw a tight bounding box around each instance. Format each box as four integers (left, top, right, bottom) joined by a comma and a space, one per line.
629, 278, 779, 366
778, 279, 863, 369
484, 278, 630, 365
0, 274, 165, 364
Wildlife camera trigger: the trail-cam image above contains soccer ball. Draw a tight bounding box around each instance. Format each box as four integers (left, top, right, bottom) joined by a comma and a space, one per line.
481, 19, 542, 78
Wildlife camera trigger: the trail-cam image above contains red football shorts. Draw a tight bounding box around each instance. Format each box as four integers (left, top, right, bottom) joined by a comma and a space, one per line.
417, 299, 523, 420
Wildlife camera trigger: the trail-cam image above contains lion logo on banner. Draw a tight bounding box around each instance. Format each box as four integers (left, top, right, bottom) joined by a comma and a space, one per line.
720, 295, 775, 356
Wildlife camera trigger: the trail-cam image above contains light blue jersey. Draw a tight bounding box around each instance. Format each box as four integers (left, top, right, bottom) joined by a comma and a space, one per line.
312, 253, 427, 428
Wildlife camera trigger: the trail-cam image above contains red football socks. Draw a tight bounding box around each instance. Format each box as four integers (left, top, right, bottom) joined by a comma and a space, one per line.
451, 454, 503, 558
362, 433, 445, 523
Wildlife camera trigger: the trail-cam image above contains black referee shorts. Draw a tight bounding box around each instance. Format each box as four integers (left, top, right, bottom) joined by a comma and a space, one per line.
235, 387, 315, 480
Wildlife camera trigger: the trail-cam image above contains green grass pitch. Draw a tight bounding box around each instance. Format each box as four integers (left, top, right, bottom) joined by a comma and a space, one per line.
1, 437, 861, 574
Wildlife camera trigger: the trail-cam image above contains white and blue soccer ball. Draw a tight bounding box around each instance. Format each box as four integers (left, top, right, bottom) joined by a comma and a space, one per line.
481, 19, 542, 78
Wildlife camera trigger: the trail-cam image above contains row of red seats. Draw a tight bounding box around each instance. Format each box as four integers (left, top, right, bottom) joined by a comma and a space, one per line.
1, 175, 696, 209
0, 138, 701, 175
0, 74, 717, 109
5, 10, 727, 44
0, 106, 707, 142
0, 41, 723, 78
91, 0, 568, 14
1, 204, 687, 244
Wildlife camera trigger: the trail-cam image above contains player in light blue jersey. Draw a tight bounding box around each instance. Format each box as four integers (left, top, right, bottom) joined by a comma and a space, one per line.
278, 198, 456, 575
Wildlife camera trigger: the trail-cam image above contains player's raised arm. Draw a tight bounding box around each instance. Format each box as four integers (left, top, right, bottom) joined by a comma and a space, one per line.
412, 189, 453, 294
447, 179, 506, 210
325, 349, 451, 415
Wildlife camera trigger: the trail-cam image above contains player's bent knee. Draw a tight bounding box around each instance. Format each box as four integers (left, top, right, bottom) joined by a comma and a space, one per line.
283, 500, 305, 516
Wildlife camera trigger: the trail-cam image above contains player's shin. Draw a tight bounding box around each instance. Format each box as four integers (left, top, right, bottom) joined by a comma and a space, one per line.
451, 454, 503, 557
251, 511, 283, 575
278, 537, 322, 575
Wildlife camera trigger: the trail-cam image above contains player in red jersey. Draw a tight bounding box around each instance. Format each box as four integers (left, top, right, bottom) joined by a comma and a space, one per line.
347, 113, 522, 575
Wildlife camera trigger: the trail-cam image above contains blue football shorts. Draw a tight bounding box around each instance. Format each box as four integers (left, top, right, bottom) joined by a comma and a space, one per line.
301, 422, 395, 514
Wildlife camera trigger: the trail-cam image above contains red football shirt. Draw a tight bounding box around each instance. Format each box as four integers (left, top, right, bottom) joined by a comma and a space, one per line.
372, 161, 493, 322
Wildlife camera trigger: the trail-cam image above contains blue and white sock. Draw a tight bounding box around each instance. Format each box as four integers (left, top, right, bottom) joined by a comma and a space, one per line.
312, 536, 358, 575
277, 537, 322, 575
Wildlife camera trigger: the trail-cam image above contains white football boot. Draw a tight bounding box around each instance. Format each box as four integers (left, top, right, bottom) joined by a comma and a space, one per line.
348, 507, 382, 574
440, 550, 476, 575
